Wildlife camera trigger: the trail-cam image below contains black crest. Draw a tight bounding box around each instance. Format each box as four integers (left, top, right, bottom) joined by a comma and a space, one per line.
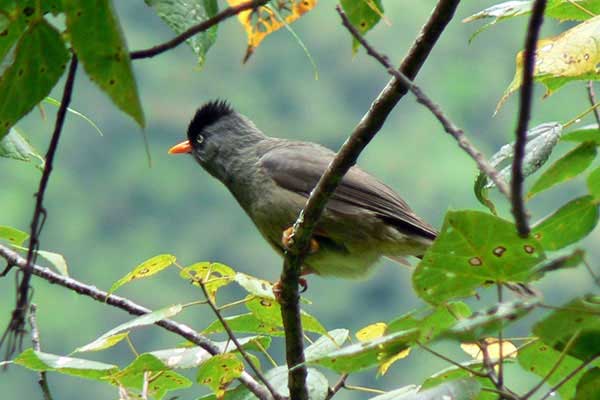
187, 100, 234, 140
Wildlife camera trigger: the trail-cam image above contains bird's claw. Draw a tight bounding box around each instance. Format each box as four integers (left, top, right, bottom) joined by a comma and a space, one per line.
281, 227, 319, 254
273, 278, 308, 301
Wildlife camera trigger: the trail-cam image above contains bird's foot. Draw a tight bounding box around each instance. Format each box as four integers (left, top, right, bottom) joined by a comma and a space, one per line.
281, 227, 319, 254
273, 278, 308, 301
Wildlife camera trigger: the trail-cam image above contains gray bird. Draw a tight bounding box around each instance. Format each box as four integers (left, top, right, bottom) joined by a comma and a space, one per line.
168, 100, 437, 279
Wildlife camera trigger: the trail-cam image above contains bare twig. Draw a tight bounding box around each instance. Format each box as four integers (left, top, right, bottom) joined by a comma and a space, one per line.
417, 341, 488, 378
1, 56, 79, 360
586, 81, 600, 126
539, 352, 600, 400
197, 281, 283, 400
512, 0, 548, 237
278, 2, 461, 399
28, 304, 53, 400
0, 244, 273, 400
325, 374, 348, 400
336, 6, 510, 198
130, 0, 268, 59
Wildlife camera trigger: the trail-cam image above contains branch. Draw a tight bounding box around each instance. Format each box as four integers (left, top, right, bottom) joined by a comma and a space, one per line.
278, 1, 461, 399
586, 81, 600, 126
512, 0, 548, 237
1, 56, 79, 360
325, 374, 348, 400
336, 6, 510, 198
0, 244, 273, 400
197, 281, 283, 400
28, 304, 53, 400
130, 0, 268, 59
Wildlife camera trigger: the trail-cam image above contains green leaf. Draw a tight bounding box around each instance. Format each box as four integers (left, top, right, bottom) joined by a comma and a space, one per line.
304, 329, 350, 360
534, 296, 600, 360
528, 142, 597, 199
144, 0, 219, 67
370, 378, 480, 400
202, 312, 284, 336
412, 211, 545, 304
546, 0, 600, 21
196, 353, 244, 398
44, 97, 104, 136
307, 329, 418, 373
0, 19, 68, 139
108, 354, 192, 399
446, 300, 537, 342
0, 128, 44, 167
417, 302, 472, 342
14, 348, 118, 380
245, 296, 327, 335
76, 304, 183, 352
109, 254, 176, 293
532, 196, 599, 251
37, 249, 68, 276
340, 0, 384, 52
575, 367, 600, 400
519, 340, 590, 399
234, 272, 275, 299
421, 362, 497, 400
64, 0, 144, 127
180, 262, 235, 302
562, 126, 600, 144
0, 225, 28, 245
462, 1, 532, 41
588, 166, 600, 198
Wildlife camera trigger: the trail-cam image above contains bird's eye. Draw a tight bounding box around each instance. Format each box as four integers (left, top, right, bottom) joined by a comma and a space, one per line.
196, 134, 204, 145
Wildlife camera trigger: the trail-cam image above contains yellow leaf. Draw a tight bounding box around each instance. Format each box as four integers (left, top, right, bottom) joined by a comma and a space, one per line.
378, 348, 411, 375
109, 254, 176, 293
356, 322, 387, 341
227, 0, 318, 62
497, 14, 600, 113
460, 338, 518, 361
180, 262, 235, 302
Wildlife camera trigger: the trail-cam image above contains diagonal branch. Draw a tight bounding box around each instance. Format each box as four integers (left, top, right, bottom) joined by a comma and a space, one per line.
130, 0, 268, 60
28, 304, 53, 400
336, 6, 510, 198
1, 56, 79, 360
512, 0, 548, 237
278, 1, 461, 399
0, 244, 273, 400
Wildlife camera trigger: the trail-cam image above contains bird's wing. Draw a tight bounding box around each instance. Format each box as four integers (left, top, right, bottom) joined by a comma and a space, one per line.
259, 143, 437, 240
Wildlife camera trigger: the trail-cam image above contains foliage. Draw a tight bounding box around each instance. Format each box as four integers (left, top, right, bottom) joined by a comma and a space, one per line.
2, 0, 600, 400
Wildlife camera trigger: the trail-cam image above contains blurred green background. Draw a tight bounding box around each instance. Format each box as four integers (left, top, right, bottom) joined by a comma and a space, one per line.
1, 1, 599, 399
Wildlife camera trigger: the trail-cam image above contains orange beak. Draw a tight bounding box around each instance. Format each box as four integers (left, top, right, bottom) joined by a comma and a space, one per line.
168, 140, 192, 154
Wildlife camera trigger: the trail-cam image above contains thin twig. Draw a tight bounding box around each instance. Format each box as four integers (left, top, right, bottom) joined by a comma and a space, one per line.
197, 281, 283, 400
1, 56, 79, 360
0, 244, 272, 400
417, 341, 488, 378
586, 81, 600, 126
336, 5, 510, 198
539, 352, 600, 400
480, 387, 521, 400
325, 374, 348, 400
279, 2, 461, 399
130, 0, 268, 59
512, 0, 548, 237
28, 304, 53, 400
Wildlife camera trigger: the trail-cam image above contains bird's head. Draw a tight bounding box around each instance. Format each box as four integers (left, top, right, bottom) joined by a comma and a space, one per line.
169, 100, 265, 181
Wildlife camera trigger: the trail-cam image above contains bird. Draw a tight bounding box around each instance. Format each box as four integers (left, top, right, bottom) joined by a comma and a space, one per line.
168, 100, 437, 282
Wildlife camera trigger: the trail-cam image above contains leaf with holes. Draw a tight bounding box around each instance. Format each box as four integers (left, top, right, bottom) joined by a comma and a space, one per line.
533, 296, 600, 360
196, 353, 244, 398
532, 196, 599, 251
180, 262, 235, 302
245, 296, 327, 335
0, 225, 28, 246
76, 305, 183, 352
370, 378, 480, 400
307, 329, 418, 373
519, 340, 590, 399
0, 128, 44, 167
107, 354, 192, 399
64, 0, 144, 127
0, 19, 68, 139
413, 211, 545, 304
340, 0, 384, 52
497, 15, 600, 112
144, 0, 218, 67
528, 142, 597, 199
202, 312, 284, 336
109, 254, 176, 293
446, 300, 538, 342
14, 348, 118, 380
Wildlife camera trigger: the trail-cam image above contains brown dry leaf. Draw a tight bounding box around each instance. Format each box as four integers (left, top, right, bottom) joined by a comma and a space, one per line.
460, 337, 518, 361
497, 14, 600, 113
356, 322, 387, 341
227, 0, 318, 62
